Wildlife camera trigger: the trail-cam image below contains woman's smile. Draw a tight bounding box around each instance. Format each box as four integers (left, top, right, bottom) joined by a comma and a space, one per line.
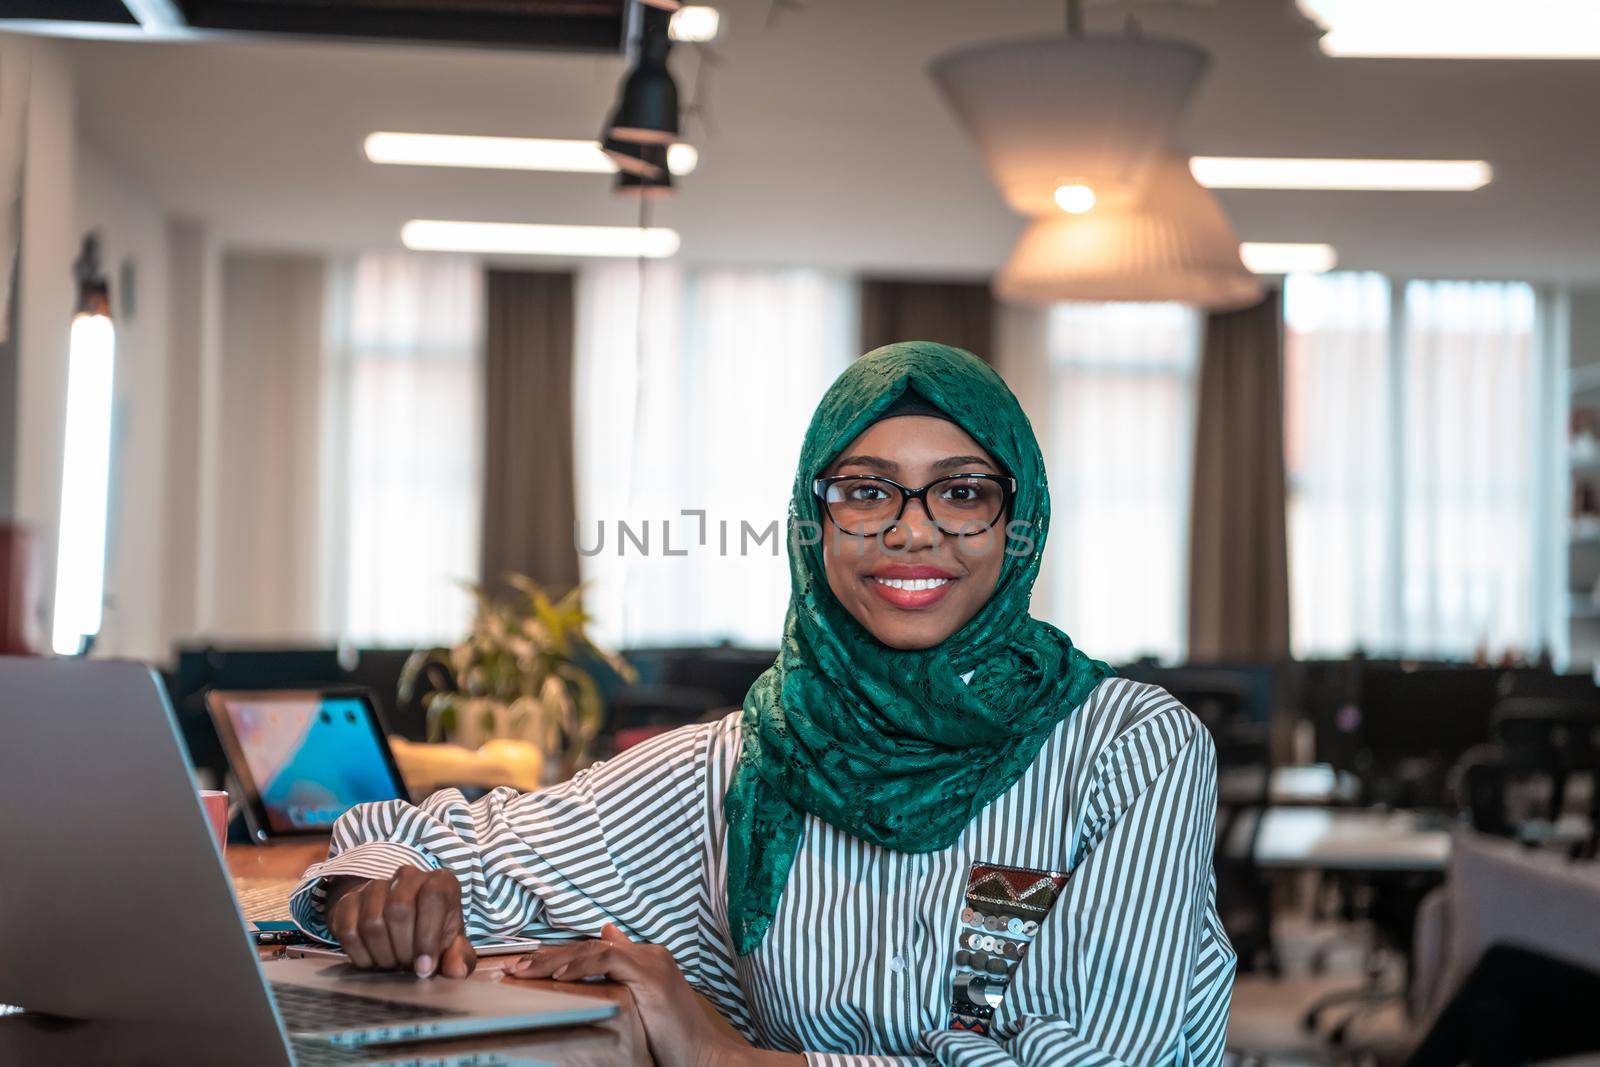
866, 563, 959, 609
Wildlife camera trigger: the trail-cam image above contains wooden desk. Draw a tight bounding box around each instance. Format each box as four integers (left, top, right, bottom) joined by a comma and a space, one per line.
0, 840, 655, 1066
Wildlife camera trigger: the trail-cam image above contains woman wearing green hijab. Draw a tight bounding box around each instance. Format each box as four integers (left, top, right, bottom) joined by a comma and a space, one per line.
296, 342, 1236, 1066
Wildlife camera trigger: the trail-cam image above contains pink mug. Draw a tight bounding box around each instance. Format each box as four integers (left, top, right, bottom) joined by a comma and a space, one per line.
200, 789, 229, 854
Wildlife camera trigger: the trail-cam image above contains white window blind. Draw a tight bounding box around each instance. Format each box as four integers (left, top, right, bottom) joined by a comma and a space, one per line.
1284, 272, 1543, 659
1004, 302, 1202, 665
574, 261, 855, 648
322, 253, 483, 647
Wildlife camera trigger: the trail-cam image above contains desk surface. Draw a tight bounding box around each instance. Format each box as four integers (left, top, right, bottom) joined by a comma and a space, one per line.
1228, 807, 1453, 871
1218, 764, 1361, 807
0, 840, 656, 1066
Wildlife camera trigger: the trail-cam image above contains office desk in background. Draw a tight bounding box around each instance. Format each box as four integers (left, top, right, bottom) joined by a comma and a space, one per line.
0, 840, 657, 1066
1218, 764, 1362, 808
1227, 807, 1452, 871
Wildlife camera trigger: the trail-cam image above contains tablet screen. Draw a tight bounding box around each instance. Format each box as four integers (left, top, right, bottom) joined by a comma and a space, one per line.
210, 691, 406, 834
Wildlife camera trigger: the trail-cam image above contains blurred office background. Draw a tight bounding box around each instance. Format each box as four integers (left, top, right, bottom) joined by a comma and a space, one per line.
2, 0, 1600, 1062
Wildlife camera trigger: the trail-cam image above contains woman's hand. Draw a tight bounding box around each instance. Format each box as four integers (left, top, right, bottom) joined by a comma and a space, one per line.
323, 868, 477, 979
504, 925, 802, 1067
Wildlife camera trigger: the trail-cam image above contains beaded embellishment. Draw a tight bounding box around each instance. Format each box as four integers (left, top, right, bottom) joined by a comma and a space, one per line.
947, 860, 1070, 1035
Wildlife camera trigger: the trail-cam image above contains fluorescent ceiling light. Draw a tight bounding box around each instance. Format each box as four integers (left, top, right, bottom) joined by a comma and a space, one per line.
52, 312, 117, 656
1239, 242, 1338, 275
1191, 157, 1491, 191
669, 6, 721, 43
1298, 0, 1600, 58
401, 220, 681, 258
364, 133, 698, 176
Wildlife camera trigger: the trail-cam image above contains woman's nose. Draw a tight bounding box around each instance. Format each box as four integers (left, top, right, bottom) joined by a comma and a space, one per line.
880, 499, 938, 551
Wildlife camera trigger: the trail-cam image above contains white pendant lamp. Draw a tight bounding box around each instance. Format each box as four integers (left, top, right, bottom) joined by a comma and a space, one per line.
929, 31, 1209, 216
994, 153, 1263, 310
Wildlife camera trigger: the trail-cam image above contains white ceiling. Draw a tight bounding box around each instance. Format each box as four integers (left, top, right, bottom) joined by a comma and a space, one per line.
56, 0, 1600, 280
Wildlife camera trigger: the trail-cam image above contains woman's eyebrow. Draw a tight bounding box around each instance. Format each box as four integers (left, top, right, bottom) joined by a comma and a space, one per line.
833, 454, 898, 472
932, 454, 998, 472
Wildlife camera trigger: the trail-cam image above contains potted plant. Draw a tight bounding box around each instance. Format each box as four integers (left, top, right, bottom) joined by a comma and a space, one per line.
398, 576, 635, 785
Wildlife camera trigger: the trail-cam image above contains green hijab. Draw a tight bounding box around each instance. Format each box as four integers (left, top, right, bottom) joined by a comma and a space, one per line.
724, 341, 1113, 956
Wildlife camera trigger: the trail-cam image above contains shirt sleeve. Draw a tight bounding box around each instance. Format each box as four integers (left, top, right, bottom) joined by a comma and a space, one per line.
923, 695, 1237, 1067
289, 720, 720, 985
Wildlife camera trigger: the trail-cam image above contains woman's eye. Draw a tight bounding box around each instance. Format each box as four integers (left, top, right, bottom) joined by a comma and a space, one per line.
848, 485, 887, 502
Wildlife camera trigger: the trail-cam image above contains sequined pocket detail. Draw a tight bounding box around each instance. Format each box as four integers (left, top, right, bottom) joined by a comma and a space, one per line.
947, 860, 1069, 1035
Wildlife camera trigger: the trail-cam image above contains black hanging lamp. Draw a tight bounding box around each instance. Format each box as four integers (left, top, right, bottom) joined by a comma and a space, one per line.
601, 114, 668, 179
614, 143, 673, 197
607, 9, 679, 146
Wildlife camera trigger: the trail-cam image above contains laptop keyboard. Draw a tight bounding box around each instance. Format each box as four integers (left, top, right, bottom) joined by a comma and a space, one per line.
288, 1036, 527, 1066
288, 1037, 385, 1065
271, 981, 464, 1033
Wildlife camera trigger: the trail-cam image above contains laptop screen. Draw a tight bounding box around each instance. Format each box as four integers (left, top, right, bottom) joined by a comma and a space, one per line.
210, 691, 406, 833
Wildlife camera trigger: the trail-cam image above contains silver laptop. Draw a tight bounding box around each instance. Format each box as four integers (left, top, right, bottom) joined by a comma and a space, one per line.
0, 657, 616, 1066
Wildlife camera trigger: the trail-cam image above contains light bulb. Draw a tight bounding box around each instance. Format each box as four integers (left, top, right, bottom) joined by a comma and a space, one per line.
669, 6, 720, 43
1053, 183, 1097, 214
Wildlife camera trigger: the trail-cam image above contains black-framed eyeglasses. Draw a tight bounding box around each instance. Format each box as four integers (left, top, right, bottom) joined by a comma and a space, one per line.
812, 473, 1016, 537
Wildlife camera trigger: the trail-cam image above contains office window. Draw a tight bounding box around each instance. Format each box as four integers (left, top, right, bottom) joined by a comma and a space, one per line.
322, 253, 484, 646
1402, 280, 1540, 655
1039, 302, 1202, 664
1283, 272, 1393, 656
1284, 273, 1542, 658
574, 261, 856, 648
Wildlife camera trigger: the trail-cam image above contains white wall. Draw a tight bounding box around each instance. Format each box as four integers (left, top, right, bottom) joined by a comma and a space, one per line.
13, 37, 75, 648
159, 218, 217, 653
204, 252, 327, 641
75, 138, 172, 660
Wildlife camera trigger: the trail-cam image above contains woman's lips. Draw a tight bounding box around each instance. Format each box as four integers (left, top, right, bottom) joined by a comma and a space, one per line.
865, 574, 956, 609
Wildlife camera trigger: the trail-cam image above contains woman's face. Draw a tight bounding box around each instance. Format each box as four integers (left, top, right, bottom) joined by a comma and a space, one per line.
820, 415, 1007, 650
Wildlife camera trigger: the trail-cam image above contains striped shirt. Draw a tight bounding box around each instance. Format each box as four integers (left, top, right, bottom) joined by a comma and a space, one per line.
291, 677, 1236, 1065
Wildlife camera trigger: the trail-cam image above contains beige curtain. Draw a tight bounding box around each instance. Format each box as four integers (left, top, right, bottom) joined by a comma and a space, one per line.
859, 277, 994, 362
480, 269, 580, 595
1187, 289, 1291, 660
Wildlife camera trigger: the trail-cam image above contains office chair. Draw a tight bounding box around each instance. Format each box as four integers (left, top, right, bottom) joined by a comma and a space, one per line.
1299, 662, 1500, 1049
1463, 698, 1600, 859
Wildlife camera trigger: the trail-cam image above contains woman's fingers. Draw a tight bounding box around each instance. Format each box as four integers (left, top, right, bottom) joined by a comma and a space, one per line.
508, 942, 609, 980
508, 940, 658, 985
357, 879, 400, 969
439, 932, 477, 978
410, 870, 459, 977
382, 868, 425, 968
321, 867, 473, 975
507, 924, 637, 978
328, 888, 375, 969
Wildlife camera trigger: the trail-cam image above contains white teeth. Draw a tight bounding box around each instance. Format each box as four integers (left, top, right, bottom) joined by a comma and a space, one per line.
873, 577, 951, 591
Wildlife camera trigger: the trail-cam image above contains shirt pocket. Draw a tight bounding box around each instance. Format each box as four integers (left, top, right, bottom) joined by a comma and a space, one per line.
947, 860, 1071, 1036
